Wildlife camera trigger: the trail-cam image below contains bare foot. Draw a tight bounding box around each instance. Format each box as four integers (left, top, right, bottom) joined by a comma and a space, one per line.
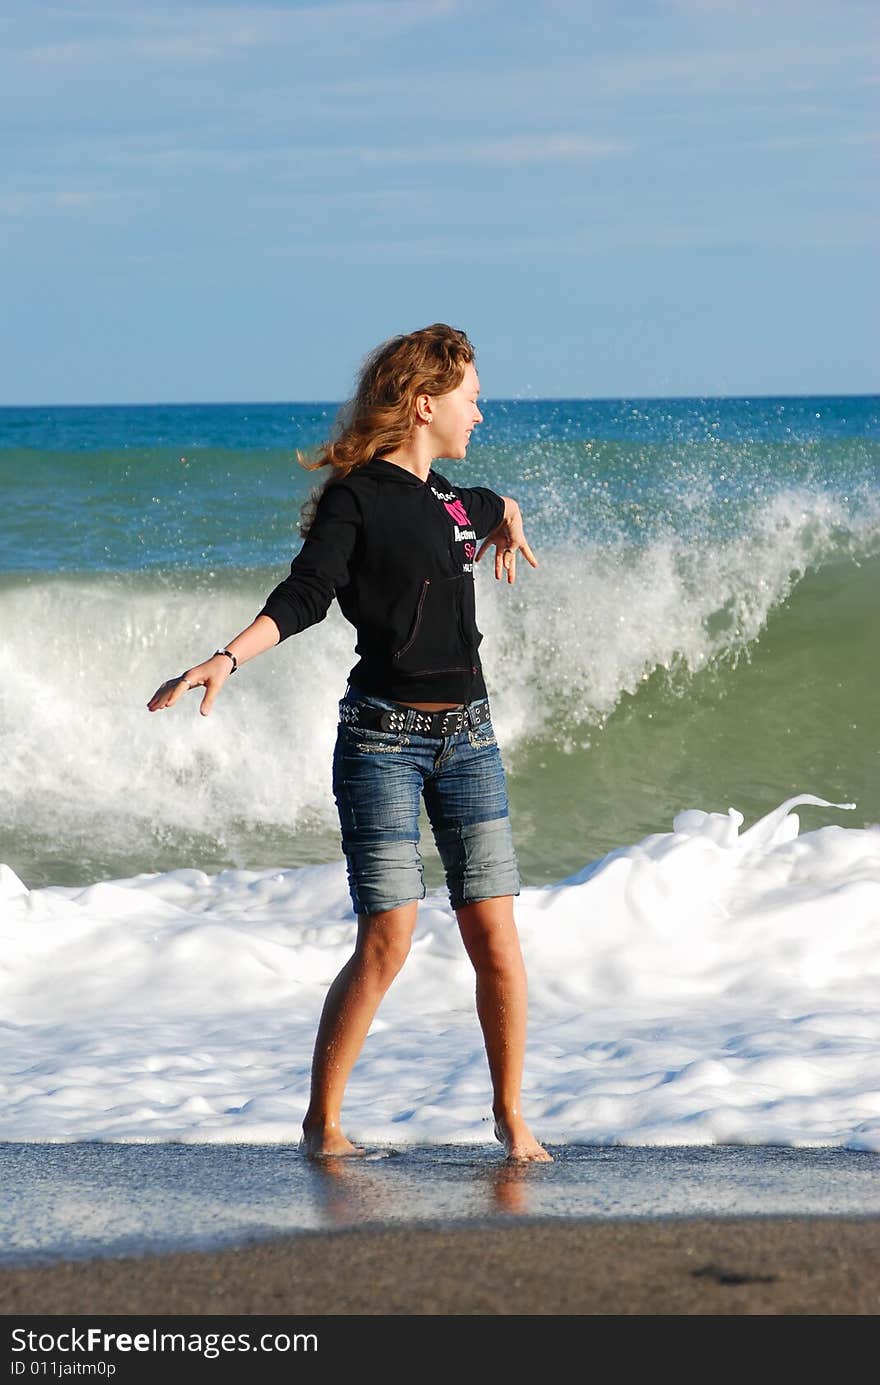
493, 1115, 553, 1163
299, 1123, 365, 1158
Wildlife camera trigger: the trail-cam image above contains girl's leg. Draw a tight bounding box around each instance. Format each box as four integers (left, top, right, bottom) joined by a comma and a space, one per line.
317, 692, 427, 1156
455, 894, 552, 1162
425, 708, 549, 1162
301, 900, 419, 1156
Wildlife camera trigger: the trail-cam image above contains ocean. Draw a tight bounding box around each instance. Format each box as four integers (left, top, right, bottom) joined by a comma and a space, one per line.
2, 395, 879, 1159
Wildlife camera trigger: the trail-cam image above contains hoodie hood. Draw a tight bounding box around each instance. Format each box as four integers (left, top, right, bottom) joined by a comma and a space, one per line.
363, 456, 437, 487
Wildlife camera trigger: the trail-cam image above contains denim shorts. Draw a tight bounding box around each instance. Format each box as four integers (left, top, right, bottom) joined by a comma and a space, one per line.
332, 685, 521, 917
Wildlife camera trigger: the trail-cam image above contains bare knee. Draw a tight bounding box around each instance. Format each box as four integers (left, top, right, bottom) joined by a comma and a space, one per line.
456, 897, 523, 977
360, 930, 412, 985
467, 934, 521, 979
355, 903, 417, 987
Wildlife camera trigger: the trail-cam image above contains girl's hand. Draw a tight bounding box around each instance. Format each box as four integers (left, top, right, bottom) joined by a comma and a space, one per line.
147, 653, 234, 717
474, 497, 538, 584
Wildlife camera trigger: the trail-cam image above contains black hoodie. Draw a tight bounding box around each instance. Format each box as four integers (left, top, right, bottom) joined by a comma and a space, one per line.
260, 456, 505, 704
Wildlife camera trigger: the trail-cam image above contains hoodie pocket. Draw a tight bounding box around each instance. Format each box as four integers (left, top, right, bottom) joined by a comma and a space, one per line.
392, 575, 473, 676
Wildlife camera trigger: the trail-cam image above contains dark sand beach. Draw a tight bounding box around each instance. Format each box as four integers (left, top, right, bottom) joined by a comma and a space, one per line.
2, 1217, 880, 1315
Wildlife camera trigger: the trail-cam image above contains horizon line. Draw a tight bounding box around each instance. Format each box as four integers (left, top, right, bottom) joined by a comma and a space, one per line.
1, 390, 878, 411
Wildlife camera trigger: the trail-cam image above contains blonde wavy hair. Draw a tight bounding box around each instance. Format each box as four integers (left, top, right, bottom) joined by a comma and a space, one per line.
298, 323, 475, 535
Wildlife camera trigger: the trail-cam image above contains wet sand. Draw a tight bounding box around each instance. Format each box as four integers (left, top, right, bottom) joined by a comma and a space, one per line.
3, 1217, 879, 1315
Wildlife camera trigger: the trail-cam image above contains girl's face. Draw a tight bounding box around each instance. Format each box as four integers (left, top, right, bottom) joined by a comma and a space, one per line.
425, 362, 483, 460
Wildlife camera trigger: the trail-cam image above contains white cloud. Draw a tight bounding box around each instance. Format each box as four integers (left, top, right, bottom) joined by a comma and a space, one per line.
360, 133, 634, 167
13, 1, 465, 67
0, 187, 144, 217
260, 210, 878, 260
756, 132, 880, 151
53, 129, 629, 179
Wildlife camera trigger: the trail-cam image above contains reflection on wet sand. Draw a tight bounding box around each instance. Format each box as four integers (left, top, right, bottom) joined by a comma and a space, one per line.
302, 1155, 398, 1227
302, 1148, 538, 1227
5, 1144, 879, 1268
489, 1162, 532, 1215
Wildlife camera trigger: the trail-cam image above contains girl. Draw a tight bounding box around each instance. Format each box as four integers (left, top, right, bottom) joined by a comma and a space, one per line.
148, 324, 550, 1162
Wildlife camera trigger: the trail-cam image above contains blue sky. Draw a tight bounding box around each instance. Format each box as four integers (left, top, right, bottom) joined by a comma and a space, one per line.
1, 0, 876, 403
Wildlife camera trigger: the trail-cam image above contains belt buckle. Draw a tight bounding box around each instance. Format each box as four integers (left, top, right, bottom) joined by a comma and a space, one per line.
443, 708, 464, 736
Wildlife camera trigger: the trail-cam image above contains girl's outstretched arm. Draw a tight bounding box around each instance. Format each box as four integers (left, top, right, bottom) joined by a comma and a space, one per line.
474, 496, 539, 584
146, 612, 280, 716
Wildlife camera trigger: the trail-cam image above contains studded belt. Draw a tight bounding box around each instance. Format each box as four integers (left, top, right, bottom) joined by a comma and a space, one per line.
339, 699, 491, 738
